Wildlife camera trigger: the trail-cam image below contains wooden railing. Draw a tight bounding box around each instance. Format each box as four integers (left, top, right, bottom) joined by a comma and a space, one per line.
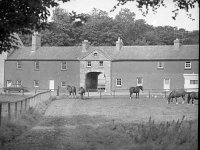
0, 90, 52, 126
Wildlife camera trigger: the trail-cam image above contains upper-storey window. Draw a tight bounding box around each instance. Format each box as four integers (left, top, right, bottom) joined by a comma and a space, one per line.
157, 61, 164, 69
17, 61, 22, 69
34, 61, 40, 70
61, 61, 67, 70
99, 61, 103, 67
87, 61, 91, 67
185, 61, 191, 69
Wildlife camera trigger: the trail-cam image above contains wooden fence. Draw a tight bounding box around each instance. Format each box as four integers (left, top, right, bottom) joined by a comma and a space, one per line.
0, 90, 52, 126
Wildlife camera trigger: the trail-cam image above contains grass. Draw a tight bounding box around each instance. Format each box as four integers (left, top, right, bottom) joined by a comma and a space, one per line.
0, 108, 42, 146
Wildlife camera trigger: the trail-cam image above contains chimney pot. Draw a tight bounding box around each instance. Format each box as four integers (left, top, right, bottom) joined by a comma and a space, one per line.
82, 40, 89, 52
116, 37, 123, 51
174, 38, 181, 50
32, 32, 41, 51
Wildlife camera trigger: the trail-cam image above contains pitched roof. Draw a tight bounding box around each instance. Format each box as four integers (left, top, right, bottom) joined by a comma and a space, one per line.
115, 45, 199, 60
7, 44, 199, 61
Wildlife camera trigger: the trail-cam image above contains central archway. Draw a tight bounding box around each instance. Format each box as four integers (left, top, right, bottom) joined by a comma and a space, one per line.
85, 72, 105, 91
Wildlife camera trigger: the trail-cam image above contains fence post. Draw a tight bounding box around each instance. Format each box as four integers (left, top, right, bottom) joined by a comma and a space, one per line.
15, 102, 17, 120
25, 99, 27, 111
20, 101, 23, 114
8, 103, 11, 121
149, 90, 151, 99
0, 103, 2, 126
57, 86, 59, 96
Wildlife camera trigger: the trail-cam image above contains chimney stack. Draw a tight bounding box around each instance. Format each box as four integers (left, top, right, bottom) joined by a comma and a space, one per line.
116, 37, 123, 51
32, 32, 41, 51
173, 38, 181, 50
82, 40, 89, 52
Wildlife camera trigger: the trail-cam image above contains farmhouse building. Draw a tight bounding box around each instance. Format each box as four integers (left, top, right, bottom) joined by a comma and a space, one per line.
4, 33, 199, 94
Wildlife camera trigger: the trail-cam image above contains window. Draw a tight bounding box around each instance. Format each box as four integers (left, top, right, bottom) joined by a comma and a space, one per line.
185, 62, 191, 69
116, 78, 122, 86
61, 61, 67, 70
17, 61, 22, 69
61, 81, 66, 87
34, 80, 39, 87
87, 61, 91, 67
157, 62, 164, 69
34, 61, 40, 70
99, 61, 103, 67
137, 77, 143, 86
6, 80, 12, 87
190, 80, 198, 84
16, 80, 22, 87
93, 52, 97, 57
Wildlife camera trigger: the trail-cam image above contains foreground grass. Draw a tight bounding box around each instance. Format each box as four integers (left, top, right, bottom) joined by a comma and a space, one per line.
0, 108, 42, 146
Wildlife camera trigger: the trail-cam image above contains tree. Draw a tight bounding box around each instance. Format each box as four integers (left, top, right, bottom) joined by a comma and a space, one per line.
0, 0, 70, 53
113, 0, 199, 20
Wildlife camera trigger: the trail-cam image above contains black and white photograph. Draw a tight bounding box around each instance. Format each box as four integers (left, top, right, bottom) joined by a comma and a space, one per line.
0, 0, 199, 149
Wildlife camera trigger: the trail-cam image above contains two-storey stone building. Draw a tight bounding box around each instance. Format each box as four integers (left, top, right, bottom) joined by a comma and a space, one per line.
4, 33, 199, 94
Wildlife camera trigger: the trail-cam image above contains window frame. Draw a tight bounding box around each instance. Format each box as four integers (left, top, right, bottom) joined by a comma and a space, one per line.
34, 61, 40, 70
116, 78, 122, 87
87, 61, 92, 67
61, 81, 67, 87
99, 61, 104, 67
157, 61, 164, 69
34, 80, 39, 87
16, 80, 22, 87
137, 77, 143, 86
61, 61, 67, 70
17, 61, 22, 70
185, 61, 191, 69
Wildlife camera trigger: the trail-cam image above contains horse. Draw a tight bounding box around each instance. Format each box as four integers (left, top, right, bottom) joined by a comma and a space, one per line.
66, 85, 76, 98
167, 89, 186, 104
129, 86, 143, 99
79, 87, 85, 99
187, 92, 198, 104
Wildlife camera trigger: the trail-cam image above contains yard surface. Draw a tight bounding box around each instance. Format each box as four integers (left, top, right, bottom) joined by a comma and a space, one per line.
1, 96, 198, 150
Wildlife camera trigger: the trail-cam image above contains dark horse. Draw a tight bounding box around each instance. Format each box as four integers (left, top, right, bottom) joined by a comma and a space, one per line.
167, 89, 186, 104
66, 85, 76, 98
187, 92, 198, 104
79, 87, 85, 99
130, 86, 143, 99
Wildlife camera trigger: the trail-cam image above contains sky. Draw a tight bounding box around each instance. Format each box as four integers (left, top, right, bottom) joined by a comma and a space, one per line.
52, 0, 199, 31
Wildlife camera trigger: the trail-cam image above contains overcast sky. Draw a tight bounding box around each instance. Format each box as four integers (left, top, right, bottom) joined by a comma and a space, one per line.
53, 0, 199, 31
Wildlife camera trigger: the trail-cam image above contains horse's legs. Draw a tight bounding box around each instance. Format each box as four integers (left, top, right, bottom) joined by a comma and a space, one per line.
182, 96, 185, 104
130, 93, 132, 99
176, 98, 178, 104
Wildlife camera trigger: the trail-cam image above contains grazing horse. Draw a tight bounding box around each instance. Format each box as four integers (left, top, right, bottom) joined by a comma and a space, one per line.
130, 86, 143, 99
187, 92, 198, 104
79, 87, 85, 99
66, 85, 76, 98
167, 89, 186, 104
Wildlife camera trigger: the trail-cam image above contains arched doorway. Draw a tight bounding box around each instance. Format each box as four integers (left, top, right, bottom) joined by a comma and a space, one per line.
85, 72, 105, 91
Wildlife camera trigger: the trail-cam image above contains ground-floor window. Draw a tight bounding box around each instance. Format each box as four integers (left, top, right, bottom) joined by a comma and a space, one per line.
34, 80, 39, 87
137, 77, 143, 86
6, 80, 12, 87
61, 81, 67, 87
16, 80, 22, 87
116, 78, 122, 86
